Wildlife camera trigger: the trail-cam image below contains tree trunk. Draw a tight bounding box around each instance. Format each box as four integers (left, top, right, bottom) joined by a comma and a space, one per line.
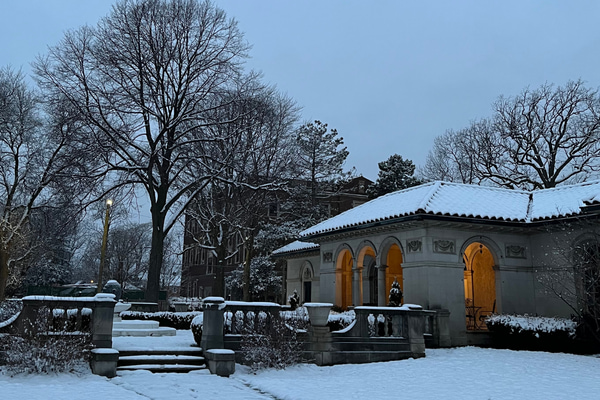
145, 218, 165, 303
0, 248, 8, 302
243, 234, 254, 301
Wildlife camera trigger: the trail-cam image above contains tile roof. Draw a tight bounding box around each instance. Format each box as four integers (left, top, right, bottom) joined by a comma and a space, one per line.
299, 180, 600, 238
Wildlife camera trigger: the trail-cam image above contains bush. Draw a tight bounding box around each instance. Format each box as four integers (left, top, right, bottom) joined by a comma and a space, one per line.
0, 307, 91, 375
191, 314, 203, 346
485, 314, 591, 353
120, 311, 202, 330
240, 316, 304, 372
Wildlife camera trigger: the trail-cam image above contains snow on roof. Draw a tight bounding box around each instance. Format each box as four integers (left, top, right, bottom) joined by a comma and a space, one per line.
300, 180, 600, 238
272, 240, 319, 255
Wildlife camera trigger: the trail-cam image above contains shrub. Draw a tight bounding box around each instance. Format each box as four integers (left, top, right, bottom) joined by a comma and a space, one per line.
120, 311, 202, 330
485, 314, 588, 353
191, 314, 203, 346
240, 315, 304, 371
0, 307, 91, 375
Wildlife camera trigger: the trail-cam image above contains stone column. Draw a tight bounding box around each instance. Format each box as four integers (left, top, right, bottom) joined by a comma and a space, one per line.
352, 265, 363, 306
92, 298, 116, 348
377, 265, 388, 306
201, 297, 225, 352
407, 309, 426, 358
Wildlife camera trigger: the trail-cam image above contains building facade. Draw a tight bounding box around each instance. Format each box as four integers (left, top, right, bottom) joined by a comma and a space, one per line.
277, 180, 600, 346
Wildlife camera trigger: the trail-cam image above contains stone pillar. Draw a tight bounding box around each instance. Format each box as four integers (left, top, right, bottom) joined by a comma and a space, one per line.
407, 310, 426, 358
377, 265, 388, 306
92, 298, 116, 348
201, 297, 225, 352
432, 309, 452, 348
352, 266, 363, 306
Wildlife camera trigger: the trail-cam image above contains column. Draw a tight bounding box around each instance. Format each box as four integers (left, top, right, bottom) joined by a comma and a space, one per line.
377, 264, 388, 306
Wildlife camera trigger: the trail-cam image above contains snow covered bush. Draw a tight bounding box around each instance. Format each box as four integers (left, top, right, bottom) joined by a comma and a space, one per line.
486, 314, 584, 353
120, 311, 201, 329
486, 314, 577, 336
191, 314, 203, 345
0, 307, 91, 375
241, 315, 304, 371
388, 277, 402, 306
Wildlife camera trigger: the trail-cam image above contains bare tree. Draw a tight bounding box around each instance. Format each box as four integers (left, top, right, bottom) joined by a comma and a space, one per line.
185, 85, 299, 299
538, 221, 600, 346
35, 0, 251, 302
422, 81, 600, 189
0, 67, 96, 300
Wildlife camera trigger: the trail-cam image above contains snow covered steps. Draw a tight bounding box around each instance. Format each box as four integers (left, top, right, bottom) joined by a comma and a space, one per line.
117, 348, 206, 373
112, 320, 177, 337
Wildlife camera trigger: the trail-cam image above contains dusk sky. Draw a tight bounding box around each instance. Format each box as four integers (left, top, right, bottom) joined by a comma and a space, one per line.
2, 1, 600, 180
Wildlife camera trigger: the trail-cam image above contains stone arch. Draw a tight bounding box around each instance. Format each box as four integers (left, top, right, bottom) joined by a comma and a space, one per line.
378, 236, 404, 305
460, 236, 500, 330
334, 244, 354, 309
300, 261, 314, 303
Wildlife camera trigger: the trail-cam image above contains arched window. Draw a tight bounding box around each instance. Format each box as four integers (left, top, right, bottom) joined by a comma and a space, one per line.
301, 263, 314, 303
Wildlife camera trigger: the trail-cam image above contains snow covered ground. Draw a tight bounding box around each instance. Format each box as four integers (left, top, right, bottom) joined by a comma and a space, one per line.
1, 330, 599, 400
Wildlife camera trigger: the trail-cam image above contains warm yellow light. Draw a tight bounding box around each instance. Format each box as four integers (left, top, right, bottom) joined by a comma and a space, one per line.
91, 280, 94, 283
106, 199, 113, 206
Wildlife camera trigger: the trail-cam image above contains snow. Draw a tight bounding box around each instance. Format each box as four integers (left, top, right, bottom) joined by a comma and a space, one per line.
1, 340, 598, 399
299, 180, 600, 237
303, 302, 333, 308
22, 294, 115, 302
487, 314, 577, 335
206, 349, 235, 355
272, 240, 319, 255
91, 348, 119, 355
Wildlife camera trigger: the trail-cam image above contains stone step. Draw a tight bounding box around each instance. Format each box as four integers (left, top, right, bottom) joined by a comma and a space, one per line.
118, 348, 203, 357
113, 320, 160, 330
116, 347, 206, 374
117, 364, 206, 373
112, 327, 177, 337
118, 354, 205, 367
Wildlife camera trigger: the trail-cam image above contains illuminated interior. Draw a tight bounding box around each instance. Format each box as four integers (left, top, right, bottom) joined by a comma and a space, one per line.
463, 242, 496, 330
358, 246, 376, 305
385, 244, 404, 300
336, 249, 354, 309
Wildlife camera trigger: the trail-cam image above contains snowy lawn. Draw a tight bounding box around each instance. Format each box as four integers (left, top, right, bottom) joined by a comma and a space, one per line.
1, 330, 599, 400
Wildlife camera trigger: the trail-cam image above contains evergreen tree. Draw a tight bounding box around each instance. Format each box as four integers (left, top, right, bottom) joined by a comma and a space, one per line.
367, 154, 421, 198
388, 277, 403, 306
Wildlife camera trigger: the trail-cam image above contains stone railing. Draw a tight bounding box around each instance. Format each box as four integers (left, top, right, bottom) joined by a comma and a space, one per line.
223, 301, 281, 335
201, 298, 450, 367
5, 294, 116, 348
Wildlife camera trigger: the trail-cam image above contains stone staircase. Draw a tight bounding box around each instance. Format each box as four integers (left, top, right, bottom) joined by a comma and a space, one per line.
117, 348, 206, 373
112, 319, 176, 337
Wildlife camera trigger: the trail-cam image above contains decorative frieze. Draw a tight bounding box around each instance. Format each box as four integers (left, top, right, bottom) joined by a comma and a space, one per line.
433, 239, 455, 254
505, 245, 526, 259
322, 252, 333, 263
406, 239, 422, 253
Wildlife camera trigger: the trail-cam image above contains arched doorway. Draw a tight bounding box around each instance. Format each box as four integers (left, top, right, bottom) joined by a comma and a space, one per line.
463, 242, 496, 330
335, 249, 354, 309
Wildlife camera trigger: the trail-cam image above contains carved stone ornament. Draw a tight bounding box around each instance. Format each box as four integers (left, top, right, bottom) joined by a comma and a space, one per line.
505, 245, 526, 259
407, 239, 422, 253
433, 239, 455, 254
322, 252, 333, 263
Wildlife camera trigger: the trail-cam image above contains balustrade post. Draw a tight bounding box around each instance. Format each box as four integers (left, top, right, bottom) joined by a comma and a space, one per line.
92, 296, 116, 348
406, 309, 426, 358
201, 297, 225, 351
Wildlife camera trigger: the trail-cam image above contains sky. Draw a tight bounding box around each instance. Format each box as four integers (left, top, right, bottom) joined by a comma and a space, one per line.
2, 1, 600, 180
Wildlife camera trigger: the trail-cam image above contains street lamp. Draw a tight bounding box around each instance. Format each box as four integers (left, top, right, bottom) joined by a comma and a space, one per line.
97, 198, 113, 293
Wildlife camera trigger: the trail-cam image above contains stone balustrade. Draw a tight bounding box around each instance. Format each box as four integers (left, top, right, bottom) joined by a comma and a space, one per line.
6, 294, 116, 348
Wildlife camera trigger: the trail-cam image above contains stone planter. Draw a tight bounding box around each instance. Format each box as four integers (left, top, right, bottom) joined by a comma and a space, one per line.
305, 303, 333, 327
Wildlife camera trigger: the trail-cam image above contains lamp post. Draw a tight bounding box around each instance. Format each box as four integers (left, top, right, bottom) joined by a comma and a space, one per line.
97, 199, 113, 293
